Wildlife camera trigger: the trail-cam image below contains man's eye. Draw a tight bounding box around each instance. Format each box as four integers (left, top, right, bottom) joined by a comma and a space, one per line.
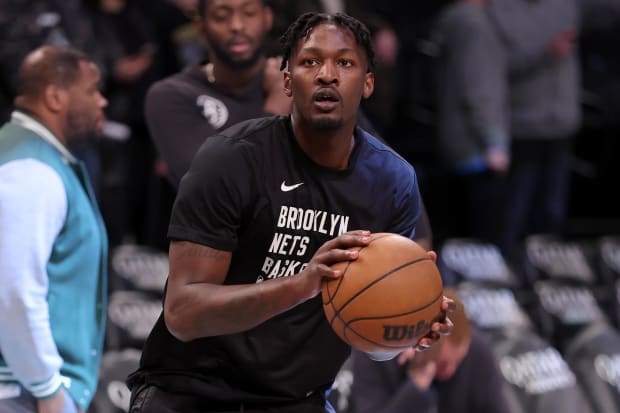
212, 11, 230, 22
339, 59, 352, 67
304, 59, 319, 66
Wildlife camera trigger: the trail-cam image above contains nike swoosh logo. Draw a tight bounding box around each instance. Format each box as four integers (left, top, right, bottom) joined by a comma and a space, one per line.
281, 181, 304, 192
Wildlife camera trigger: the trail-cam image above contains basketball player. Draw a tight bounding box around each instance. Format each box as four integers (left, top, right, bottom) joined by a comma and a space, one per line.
127, 12, 453, 413
146, 0, 434, 248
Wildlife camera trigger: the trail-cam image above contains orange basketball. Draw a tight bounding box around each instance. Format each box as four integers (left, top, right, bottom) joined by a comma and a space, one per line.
322, 233, 444, 355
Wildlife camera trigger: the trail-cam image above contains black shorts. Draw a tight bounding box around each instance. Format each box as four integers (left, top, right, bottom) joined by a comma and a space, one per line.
129, 384, 331, 413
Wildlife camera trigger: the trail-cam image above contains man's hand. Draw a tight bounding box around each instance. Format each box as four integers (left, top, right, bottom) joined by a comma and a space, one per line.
485, 147, 510, 173
396, 294, 455, 365
407, 359, 437, 390
296, 230, 371, 301
37, 387, 67, 413
546, 28, 577, 59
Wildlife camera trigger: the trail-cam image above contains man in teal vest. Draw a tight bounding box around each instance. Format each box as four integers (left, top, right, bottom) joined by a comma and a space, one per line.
0, 45, 108, 413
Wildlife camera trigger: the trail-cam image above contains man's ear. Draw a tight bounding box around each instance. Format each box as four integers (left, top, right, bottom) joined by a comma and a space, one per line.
43, 85, 67, 113
362, 72, 375, 100
283, 70, 292, 97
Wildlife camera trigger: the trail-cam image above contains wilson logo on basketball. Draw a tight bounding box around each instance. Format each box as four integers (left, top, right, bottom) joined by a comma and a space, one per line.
382, 320, 431, 342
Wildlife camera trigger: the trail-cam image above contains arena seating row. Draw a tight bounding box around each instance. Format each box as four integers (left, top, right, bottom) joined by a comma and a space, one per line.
89, 235, 620, 412
439, 235, 620, 413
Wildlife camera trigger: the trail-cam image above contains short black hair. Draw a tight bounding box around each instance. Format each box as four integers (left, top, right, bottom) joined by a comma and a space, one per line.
197, 0, 267, 17
279, 12, 376, 73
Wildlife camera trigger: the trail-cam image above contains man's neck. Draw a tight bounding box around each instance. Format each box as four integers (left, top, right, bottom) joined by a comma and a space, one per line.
13, 102, 67, 145
291, 115, 356, 170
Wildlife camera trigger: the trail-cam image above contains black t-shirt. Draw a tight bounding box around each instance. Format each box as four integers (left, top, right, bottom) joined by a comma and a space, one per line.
133, 116, 422, 404
144, 64, 267, 188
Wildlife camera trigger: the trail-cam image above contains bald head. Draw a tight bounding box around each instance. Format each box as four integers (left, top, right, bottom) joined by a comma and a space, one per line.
16, 46, 92, 101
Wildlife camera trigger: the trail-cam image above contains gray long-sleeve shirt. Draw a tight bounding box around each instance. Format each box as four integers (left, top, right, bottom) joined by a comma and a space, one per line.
434, 2, 509, 170
487, 0, 581, 139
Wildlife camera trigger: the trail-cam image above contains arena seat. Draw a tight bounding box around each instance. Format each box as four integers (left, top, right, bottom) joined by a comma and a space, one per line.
89, 349, 140, 413
491, 330, 594, 413
563, 322, 620, 413
105, 290, 162, 351
109, 244, 168, 294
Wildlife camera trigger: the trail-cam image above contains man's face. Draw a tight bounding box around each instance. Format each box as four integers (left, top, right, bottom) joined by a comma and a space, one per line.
433, 340, 469, 381
64, 61, 107, 140
201, 0, 272, 69
284, 23, 374, 131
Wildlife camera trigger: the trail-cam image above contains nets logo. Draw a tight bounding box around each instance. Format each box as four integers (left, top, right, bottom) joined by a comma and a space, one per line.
500, 347, 576, 394
383, 320, 431, 341
594, 353, 620, 391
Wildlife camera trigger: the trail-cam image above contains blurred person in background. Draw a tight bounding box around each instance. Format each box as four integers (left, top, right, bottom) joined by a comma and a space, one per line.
351, 288, 509, 413
432, 0, 509, 245
486, 0, 581, 258
86, 0, 168, 248
0, 45, 108, 413
145, 0, 291, 190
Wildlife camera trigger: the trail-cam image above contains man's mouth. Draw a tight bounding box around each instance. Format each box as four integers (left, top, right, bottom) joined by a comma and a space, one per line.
313, 89, 340, 102
313, 89, 340, 111
228, 39, 252, 54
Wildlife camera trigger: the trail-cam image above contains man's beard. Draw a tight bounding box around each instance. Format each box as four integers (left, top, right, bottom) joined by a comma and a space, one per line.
66, 110, 98, 141
311, 117, 343, 130
208, 38, 265, 70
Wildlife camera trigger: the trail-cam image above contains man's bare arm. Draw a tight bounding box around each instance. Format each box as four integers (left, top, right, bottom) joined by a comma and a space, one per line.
164, 233, 371, 341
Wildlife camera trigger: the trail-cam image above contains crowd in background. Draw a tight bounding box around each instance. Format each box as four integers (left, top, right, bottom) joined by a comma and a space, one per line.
2, 0, 620, 255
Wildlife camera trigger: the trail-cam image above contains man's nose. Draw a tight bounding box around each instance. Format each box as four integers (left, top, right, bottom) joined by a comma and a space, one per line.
99, 92, 108, 108
317, 61, 338, 84
230, 12, 244, 32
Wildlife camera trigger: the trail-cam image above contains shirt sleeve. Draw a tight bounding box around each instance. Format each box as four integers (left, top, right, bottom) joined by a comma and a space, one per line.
168, 135, 255, 251
386, 164, 420, 240
454, 9, 509, 152
0, 159, 66, 398
145, 80, 218, 189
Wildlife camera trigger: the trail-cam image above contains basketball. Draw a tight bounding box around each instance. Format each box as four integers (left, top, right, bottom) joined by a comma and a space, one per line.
322, 233, 444, 355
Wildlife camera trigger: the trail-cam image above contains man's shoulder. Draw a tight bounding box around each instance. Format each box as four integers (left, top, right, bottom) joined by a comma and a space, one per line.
147, 65, 209, 100
193, 116, 285, 162
356, 128, 418, 195
358, 128, 413, 173
0, 124, 65, 167
217, 115, 286, 143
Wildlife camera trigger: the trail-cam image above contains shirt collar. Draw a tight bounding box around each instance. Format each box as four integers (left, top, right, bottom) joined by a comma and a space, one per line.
10, 110, 78, 164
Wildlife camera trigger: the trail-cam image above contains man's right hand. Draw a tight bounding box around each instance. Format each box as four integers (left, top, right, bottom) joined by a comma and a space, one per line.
37, 387, 67, 413
297, 230, 371, 300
